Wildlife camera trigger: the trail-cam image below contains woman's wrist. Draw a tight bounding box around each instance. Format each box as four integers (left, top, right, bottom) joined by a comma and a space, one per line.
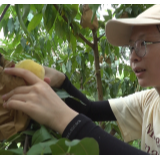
49, 102, 79, 134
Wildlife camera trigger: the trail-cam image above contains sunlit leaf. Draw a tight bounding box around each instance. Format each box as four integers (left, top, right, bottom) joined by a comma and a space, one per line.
28, 13, 42, 32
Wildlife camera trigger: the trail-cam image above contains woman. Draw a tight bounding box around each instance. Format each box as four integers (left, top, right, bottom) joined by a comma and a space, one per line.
2, 4, 160, 155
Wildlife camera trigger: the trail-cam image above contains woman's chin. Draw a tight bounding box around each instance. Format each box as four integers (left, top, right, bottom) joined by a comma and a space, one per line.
138, 80, 149, 88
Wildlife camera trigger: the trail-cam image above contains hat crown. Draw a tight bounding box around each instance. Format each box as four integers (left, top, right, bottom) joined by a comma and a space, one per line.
105, 5, 160, 46
137, 5, 160, 20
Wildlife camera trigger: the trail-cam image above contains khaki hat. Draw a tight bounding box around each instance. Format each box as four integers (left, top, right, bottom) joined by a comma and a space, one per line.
105, 4, 160, 46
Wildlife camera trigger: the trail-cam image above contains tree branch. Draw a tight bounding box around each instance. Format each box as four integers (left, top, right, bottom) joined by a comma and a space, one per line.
23, 135, 29, 155
53, 4, 94, 49
0, 4, 10, 22
97, 33, 105, 41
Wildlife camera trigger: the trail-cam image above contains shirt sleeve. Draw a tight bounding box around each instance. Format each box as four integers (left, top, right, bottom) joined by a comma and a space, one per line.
109, 90, 150, 142
62, 114, 148, 155
59, 75, 116, 121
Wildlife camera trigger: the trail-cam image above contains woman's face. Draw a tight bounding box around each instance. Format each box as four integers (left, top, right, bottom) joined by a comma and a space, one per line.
130, 25, 160, 91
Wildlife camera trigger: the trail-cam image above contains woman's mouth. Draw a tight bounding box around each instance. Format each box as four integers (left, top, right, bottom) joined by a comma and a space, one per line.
135, 69, 146, 77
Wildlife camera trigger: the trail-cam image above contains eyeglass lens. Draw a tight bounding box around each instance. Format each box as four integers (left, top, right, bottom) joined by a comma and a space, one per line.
130, 40, 146, 57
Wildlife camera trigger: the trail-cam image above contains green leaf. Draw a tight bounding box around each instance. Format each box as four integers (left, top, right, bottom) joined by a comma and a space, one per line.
115, 9, 123, 18
0, 19, 6, 31
70, 32, 76, 53
14, 17, 20, 32
105, 122, 112, 133
88, 4, 101, 23
130, 71, 136, 82
43, 4, 57, 32
15, 4, 33, 46
103, 15, 111, 22
100, 38, 106, 56
100, 68, 103, 77
50, 138, 68, 155
119, 64, 123, 76
65, 139, 80, 147
0, 4, 7, 15
55, 17, 67, 41
62, 63, 66, 73
22, 4, 30, 21
20, 37, 26, 49
132, 5, 141, 16
27, 139, 58, 155
12, 34, 21, 47
7, 18, 14, 34
28, 13, 42, 32
107, 9, 112, 18
3, 24, 8, 37
70, 4, 79, 19
30, 4, 37, 13
32, 125, 52, 145
125, 7, 132, 14
66, 59, 72, 73
76, 55, 81, 65
110, 81, 120, 98
68, 138, 99, 155
34, 4, 44, 13
0, 148, 23, 155
0, 48, 7, 54
14, 44, 23, 54
56, 90, 71, 99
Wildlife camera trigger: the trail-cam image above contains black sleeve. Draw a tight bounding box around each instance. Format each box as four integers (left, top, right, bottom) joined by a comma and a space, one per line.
60, 75, 116, 121
62, 114, 148, 155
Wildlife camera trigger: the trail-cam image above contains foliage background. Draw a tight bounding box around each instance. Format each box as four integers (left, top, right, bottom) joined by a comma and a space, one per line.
0, 4, 153, 155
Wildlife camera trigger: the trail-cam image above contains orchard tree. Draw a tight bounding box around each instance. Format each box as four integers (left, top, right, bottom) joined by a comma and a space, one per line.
0, 4, 153, 155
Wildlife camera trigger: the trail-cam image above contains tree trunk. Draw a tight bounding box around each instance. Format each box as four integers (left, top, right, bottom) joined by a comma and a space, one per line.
92, 30, 115, 137
92, 29, 103, 101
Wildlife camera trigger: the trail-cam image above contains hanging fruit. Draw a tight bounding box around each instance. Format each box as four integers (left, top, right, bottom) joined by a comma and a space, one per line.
80, 4, 98, 30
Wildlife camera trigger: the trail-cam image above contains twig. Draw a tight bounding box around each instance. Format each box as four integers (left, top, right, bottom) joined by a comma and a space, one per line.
97, 33, 105, 41
53, 4, 94, 49
0, 4, 10, 22
110, 128, 116, 136
23, 134, 29, 155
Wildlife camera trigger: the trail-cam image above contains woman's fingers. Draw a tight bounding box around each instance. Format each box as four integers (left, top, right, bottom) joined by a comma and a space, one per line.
2, 86, 32, 101
44, 77, 51, 85
3, 99, 30, 115
3, 94, 29, 106
4, 68, 41, 85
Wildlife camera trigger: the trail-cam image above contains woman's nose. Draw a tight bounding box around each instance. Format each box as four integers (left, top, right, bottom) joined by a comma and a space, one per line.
130, 50, 142, 63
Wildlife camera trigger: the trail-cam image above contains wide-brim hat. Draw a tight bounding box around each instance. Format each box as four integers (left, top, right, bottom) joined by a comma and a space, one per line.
105, 5, 160, 46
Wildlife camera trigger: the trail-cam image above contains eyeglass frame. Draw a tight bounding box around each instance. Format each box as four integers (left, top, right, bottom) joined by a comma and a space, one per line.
129, 39, 160, 58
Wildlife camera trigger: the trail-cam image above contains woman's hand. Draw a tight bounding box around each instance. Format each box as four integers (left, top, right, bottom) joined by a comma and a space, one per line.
43, 66, 65, 88
2, 68, 78, 134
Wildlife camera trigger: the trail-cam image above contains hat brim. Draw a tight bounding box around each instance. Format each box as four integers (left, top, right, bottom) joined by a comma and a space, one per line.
105, 18, 160, 46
